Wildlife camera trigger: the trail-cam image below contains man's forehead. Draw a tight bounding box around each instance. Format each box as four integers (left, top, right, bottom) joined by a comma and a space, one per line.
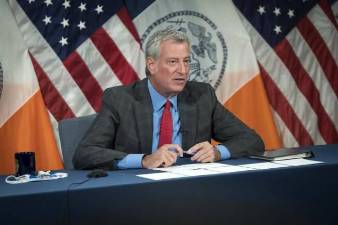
159, 41, 190, 57
160, 39, 189, 47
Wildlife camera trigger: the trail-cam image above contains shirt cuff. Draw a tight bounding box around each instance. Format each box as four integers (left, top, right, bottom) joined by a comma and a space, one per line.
116, 154, 144, 169
215, 144, 231, 160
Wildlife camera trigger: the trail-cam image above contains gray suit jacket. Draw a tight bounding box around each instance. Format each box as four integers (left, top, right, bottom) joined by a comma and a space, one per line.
73, 78, 264, 170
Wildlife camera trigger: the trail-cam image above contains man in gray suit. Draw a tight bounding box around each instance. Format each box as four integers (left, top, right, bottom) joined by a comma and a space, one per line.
73, 29, 264, 170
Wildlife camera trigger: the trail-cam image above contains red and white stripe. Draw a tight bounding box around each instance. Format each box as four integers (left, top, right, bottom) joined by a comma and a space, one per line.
76, 39, 123, 91
102, 13, 146, 80
286, 28, 338, 131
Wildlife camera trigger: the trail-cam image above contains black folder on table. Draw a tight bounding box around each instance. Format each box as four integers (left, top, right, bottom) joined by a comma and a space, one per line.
249, 147, 314, 161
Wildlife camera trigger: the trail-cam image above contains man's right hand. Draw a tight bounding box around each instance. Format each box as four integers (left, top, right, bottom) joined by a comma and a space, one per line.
142, 144, 183, 169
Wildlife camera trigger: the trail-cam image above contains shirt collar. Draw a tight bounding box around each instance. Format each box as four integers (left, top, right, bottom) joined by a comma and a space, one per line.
147, 79, 178, 112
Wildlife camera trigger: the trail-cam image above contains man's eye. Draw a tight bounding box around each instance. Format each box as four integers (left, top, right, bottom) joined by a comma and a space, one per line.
168, 60, 177, 65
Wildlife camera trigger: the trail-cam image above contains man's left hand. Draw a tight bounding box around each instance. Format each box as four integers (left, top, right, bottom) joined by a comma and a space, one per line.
187, 141, 221, 163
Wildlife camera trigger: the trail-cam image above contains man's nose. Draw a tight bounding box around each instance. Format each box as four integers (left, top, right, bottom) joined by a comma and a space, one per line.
177, 62, 189, 74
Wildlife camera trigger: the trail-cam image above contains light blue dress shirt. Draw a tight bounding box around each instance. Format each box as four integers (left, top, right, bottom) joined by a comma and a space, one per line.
117, 80, 230, 169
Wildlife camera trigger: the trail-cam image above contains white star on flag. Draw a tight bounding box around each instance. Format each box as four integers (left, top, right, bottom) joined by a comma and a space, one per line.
42, 15, 51, 25
257, 6, 266, 15
77, 21, 86, 30
287, 9, 295, 18
59, 36, 68, 46
95, 5, 104, 15
44, 0, 52, 7
62, 0, 71, 9
60, 18, 69, 28
273, 7, 281, 16
78, 2, 86, 12
274, 25, 282, 34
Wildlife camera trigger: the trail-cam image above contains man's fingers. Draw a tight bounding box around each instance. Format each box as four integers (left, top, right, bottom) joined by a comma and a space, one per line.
200, 153, 214, 163
167, 151, 177, 163
191, 144, 212, 160
187, 143, 203, 154
192, 150, 210, 162
191, 148, 205, 161
198, 151, 212, 162
142, 154, 165, 169
168, 144, 183, 157
161, 151, 177, 167
190, 143, 216, 162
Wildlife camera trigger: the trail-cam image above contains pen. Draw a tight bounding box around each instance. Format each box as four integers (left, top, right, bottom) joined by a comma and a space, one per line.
168, 147, 194, 158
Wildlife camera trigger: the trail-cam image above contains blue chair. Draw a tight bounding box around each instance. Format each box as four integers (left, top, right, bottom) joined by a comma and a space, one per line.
58, 114, 97, 169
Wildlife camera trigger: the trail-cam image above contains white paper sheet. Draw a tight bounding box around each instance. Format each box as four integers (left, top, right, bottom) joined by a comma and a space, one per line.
208, 165, 255, 173
137, 172, 186, 180
274, 159, 323, 166
137, 159, 323, 180
170, 168, 225, 176
151, 163, 254, 177
240, 162, 291, 170
152, 163, 226, 172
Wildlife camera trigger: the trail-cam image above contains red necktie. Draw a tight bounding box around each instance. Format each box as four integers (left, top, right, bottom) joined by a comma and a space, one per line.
158, 100, 173, 148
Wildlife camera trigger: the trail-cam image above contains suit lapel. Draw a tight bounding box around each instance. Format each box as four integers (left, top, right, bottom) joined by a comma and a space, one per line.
134, 79, 153, 154
178, 87, 197, 150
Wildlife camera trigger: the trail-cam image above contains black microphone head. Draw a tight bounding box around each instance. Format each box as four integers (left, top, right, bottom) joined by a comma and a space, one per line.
87, 169, 108, 178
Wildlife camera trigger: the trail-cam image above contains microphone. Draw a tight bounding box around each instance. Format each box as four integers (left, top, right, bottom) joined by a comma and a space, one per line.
87, 169, 108, 178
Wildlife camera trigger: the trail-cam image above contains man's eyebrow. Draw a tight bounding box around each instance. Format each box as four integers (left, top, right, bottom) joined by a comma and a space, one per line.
166, 57, 179, 61
165, 57, 189, 61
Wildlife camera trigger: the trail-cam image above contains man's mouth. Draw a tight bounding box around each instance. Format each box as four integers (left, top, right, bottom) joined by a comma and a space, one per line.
173, 78, 186, 82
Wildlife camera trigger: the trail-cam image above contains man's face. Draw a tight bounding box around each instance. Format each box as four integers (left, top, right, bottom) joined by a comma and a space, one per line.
147, 39, 190, 97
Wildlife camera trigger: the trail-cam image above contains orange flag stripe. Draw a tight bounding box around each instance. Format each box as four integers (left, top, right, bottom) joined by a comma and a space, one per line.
224, 74, 282, 150
0, 91, 63, 175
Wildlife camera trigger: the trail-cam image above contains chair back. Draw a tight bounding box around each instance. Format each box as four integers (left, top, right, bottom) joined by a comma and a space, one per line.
58, 114, 97, 169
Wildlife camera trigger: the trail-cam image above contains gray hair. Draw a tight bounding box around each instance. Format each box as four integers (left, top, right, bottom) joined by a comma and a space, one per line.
145, 29, 190, 76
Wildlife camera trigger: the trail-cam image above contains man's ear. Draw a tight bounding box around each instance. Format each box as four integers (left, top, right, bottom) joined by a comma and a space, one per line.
146, 57, 156, 75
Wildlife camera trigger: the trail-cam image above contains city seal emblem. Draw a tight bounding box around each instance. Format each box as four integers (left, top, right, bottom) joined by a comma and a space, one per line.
141, 10, 227, 90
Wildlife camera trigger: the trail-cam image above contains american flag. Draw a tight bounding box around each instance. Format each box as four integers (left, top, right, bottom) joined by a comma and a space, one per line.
233, 0, 338, 146
10, 0, 148, 122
